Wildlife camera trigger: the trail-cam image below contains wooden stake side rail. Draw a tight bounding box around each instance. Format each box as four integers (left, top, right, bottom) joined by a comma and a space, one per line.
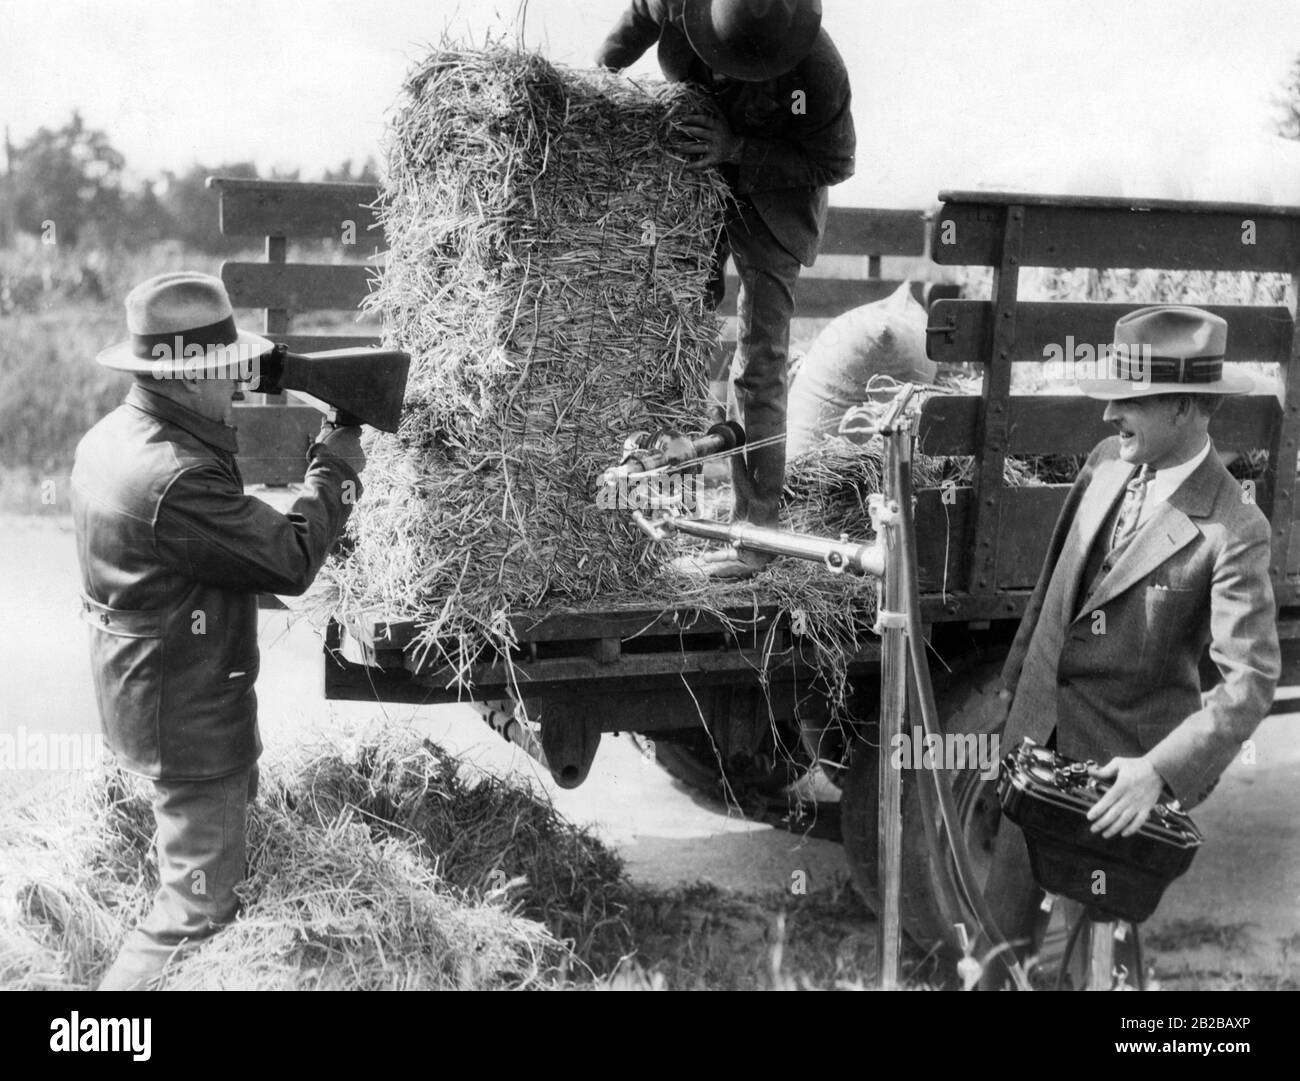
930, 192, 1300, 608
205, 177, 946, 448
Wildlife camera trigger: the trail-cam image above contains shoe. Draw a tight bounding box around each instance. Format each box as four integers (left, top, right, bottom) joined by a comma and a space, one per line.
671, 545, 773, 580
703, 555, 760, 580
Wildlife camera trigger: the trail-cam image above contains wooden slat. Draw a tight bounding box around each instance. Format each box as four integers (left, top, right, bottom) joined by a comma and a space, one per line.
918, 393, 1282, 457
207, 180, 925, 258
932, 198, 1300, 271
717, 276, 918, 318
939, 190, 1300, 216
912, 486, 1069, 592
209, 177, 381, 240
914, 487, 969, 593
994, 487, 1068, 587
909, 488, 1071, 595
819, 207, 926, 257
927, 301, 1295, 366
221, 262, 375, 312
233, 402, 321, 485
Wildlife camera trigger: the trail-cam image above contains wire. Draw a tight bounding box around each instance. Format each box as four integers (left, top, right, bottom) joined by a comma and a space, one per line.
893, 432, 1033, 992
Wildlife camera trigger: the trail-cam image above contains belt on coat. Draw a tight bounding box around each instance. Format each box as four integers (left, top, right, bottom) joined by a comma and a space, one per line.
80, 593, 166, 638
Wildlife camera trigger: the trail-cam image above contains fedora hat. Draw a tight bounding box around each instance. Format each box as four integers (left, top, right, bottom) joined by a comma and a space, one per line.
96, 272, 272, 378
683, 0, 822, 82
1076, 304, 1254, 399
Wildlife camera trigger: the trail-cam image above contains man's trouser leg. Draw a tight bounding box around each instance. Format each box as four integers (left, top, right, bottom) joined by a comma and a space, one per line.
97, 764, 257, 991
725, 203, 802, 529
977, 814, 1044, 990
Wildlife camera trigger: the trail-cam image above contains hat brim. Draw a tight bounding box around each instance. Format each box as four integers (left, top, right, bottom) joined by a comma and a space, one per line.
96, 329, 275, 378
1077, 370, 1255, 399
682, 0, 821, 81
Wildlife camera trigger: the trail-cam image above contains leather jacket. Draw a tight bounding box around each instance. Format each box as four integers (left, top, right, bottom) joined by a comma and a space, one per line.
71, 383, 361, 780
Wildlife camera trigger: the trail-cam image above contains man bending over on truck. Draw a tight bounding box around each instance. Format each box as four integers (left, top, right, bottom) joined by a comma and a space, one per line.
597, 0, 856, 578
72, 272, 367, 989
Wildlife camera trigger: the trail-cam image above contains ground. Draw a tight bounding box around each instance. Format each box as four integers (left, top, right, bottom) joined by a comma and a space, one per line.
3, 512, 1297, 989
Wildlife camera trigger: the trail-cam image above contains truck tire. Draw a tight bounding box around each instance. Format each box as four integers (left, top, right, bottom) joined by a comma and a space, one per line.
839, 654, 1008, 953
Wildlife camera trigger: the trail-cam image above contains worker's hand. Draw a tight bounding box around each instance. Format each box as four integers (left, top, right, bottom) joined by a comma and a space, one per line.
316, 423, 366, 475
680, 112, 743, 170
1086, 756, 1165, 838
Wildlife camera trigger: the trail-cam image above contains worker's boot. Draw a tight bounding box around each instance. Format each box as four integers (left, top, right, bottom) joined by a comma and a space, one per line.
701, 547, 773, 580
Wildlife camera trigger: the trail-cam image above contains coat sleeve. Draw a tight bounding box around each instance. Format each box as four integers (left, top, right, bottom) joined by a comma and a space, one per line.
734, 58, 856, 194
1146, 511, 1280, 805
1001, 444, 1106, 694
596, 0, 667, 70
153, 447, 362, 597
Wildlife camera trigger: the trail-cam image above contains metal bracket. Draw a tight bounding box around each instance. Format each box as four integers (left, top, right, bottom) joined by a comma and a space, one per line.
873, 609, 907, 633
925, 318, 957, 345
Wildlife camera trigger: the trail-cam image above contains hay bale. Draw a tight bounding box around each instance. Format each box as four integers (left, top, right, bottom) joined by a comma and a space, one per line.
325, 47, 728, 678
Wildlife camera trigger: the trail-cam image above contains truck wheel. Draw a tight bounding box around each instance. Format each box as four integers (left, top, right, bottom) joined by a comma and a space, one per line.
839, 654, 1008, 954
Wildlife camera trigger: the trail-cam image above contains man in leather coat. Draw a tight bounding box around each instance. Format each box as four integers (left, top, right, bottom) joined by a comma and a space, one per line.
597, 0, 855, 577
72, 272, 366, 989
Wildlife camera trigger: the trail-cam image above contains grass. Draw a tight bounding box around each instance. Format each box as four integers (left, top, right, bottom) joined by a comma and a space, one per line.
9, 724, 1280, 991
0, 725, 892, 990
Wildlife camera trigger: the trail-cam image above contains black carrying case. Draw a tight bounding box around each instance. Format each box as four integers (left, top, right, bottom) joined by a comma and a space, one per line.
996, 738, 1203, 923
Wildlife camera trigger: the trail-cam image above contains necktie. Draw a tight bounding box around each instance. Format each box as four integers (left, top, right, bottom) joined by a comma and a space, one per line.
1110, 464, 1154, 551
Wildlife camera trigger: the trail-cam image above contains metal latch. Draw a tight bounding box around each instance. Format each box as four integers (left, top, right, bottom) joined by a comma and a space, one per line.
925, 319, 957, 344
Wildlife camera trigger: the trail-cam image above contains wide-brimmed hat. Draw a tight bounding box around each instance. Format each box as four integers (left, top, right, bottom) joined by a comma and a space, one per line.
1077, 305, 1254, 399
683, 0, 822, 82
96, 272, 272, 378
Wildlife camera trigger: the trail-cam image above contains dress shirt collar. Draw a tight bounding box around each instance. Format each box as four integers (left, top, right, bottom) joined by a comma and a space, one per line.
1139, 437, 1213, 521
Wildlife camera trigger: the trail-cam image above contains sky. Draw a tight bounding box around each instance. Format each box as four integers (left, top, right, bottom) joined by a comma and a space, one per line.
4, 0, 1300, 207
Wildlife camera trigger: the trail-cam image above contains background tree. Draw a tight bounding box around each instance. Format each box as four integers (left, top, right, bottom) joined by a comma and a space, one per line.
1276, 56, 1300, 140
8, 112, 126, 247
322, 157, 380, 184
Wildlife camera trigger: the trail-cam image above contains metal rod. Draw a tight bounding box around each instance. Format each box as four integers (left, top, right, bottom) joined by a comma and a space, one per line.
639, 515, 884, 577
1087, 920, 1116, 991
877, 423, 908, 990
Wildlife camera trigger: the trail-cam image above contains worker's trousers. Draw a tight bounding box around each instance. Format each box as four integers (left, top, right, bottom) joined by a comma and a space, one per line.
977, 814, 1047, 989
711, 199, 803, 529
97, 763, 258, 990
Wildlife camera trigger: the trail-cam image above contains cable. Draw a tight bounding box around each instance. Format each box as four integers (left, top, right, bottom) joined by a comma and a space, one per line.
893, 430, 1033, 991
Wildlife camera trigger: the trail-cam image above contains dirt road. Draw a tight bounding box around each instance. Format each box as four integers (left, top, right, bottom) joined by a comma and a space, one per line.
4, 513, 1297, 983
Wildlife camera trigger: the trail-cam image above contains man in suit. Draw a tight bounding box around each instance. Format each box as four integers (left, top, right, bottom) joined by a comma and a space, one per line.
597, 0, 855, 577
73, 272, 366, 989
978, 305, 1280, 987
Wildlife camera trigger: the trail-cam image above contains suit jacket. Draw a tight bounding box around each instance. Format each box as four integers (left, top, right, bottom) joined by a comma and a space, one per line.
596, 0, 856, 266
1001, 436, 1279, 808
71, 383, 359, 780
